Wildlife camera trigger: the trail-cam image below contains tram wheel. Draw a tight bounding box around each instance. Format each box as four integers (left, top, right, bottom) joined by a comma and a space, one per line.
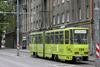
33, 52, 38, 58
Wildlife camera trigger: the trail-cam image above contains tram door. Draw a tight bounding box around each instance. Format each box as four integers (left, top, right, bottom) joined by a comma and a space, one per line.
65, 30, 73, 55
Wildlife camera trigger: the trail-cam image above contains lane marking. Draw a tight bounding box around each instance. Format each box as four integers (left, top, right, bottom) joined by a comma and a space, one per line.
45, 63, 82, 67
0, 52, 29, 58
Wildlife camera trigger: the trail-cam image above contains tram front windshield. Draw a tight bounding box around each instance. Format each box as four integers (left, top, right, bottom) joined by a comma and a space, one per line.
74, 30, 88, 44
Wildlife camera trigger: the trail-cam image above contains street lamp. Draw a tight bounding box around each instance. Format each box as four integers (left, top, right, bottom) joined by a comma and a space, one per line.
17, 0, 19, 56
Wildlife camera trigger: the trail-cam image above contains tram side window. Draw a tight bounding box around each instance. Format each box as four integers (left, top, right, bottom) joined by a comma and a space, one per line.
70, 30, 73, 44
34, 35, 36, 44
45, 33, 47, 44
47, 33, 50, 44
65, 31, 69, 44
60, 31, 64, 44
55, 32, 59, 44
39, 34, 42, 44
51, 32, 54, 44
32, 35, 35, 44
35, 34, 38, 44
30, 35, 32, 44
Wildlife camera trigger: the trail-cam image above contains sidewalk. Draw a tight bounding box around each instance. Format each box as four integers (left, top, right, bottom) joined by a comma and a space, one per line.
19, 49, 30, 53
89, 56, 95, 62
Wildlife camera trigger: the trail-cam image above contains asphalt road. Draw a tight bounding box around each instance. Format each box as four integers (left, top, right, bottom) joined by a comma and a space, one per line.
0, 49, 95, 67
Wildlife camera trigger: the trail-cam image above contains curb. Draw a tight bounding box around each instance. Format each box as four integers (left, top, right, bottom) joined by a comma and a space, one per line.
88, 60, 95, 62
19, 50, 30, 53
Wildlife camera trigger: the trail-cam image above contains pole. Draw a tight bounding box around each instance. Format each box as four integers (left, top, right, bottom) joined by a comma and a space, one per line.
17, 0, 19, 56
30, 0, 31, 32
90, 0, 93, 55
49, 0, 51, 29
94, 0, 99, 67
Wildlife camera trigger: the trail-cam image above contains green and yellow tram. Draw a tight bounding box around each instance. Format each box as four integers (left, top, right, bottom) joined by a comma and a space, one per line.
30, 27, 89, 61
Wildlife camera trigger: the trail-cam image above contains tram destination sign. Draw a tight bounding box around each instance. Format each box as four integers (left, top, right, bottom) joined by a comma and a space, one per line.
74, 30, 87, 34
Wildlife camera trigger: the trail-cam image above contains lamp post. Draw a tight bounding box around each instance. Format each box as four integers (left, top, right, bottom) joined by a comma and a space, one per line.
17, 0, 19, 56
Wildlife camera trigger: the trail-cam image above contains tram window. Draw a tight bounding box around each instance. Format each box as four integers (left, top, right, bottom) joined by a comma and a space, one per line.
32, 35, 35, 44
45, 33, 47, 44
51, 32, 54, 44
74, 30, 88, 44
65, 31, 69, 44
70, 30, 73, 44
34, 35, 36, 44
60, 31, 64, 44
47, 33, 51, 44
39, 34, 42, 44
55, 32, 59, 44
30, 35, 32, 44
36, 34, 38, 44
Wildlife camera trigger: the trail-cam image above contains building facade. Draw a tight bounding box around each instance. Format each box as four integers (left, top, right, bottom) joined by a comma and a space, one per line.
5, 0, 16, 48
18, 0, 99, 55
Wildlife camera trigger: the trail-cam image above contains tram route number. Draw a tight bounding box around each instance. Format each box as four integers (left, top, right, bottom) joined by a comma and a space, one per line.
79, 48, 84, 51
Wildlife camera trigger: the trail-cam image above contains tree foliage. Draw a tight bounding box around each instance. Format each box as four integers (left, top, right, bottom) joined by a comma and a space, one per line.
0, 0, 16, 36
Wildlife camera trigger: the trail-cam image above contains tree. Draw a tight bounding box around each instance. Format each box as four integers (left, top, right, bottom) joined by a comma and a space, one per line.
0, 0, 16, 48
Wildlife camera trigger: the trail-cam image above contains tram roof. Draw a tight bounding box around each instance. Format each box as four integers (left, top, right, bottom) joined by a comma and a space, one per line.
45, 27, 89, 32
30, 27, 89, 35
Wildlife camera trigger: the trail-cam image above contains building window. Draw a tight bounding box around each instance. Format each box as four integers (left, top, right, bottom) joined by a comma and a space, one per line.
39, 20, 41, 28
86, 6, 89, 19
67, 11, 69, 22
26, 24, 27, 32
62, 13, 65, 23
72, 10, 74, 21
37, 21, 39, 29
36, 6, 38, 12
31, 9, 33, 16
62, 0, 64, 3
33, 7, 35, 12
53, 16, 55, 25
33, 23, 34, 30
34, 22, 35, 30
79, 8, 81, 20
31, 23, 33, 31
57, 0, 60, 5
53, 0, 55, 6
39, 5, 40, 11
57, 14, 60, 24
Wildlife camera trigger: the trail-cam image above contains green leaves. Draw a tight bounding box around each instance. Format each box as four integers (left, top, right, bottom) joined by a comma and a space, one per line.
0, 0, 16, 36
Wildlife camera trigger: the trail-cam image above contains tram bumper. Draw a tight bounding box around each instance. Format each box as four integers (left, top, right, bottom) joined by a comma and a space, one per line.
75, 55, 83, 61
